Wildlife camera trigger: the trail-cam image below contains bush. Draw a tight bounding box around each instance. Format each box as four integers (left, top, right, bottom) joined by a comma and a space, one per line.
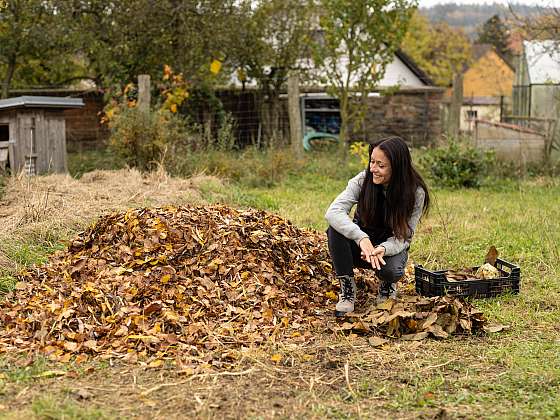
108, 108, 195, 172
419, 139, 496, 188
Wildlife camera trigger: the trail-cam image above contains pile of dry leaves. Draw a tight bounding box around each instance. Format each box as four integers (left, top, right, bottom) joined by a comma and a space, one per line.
0, 205, 491, 365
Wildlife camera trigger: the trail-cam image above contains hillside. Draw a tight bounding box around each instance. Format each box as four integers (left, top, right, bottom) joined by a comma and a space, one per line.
420, 3, 550, 38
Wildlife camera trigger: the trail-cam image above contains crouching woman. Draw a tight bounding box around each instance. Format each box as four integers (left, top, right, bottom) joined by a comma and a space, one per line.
325, 136, 430, 316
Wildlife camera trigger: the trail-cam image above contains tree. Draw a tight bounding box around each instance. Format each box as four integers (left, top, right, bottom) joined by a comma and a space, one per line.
401, 11, 472, 87
476, 14, 512, 63
56, 0, 242, 89
311, 0, 416, 148
230, 0, 312, 144
0, 0, 75, 98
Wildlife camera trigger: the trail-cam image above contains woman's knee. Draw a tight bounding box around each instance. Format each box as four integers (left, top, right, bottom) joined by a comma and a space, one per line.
377, 254, 406, 282
327, 226, 342, 240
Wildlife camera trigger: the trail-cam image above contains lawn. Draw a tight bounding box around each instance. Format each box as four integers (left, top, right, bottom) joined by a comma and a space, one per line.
0, 149, 558, 419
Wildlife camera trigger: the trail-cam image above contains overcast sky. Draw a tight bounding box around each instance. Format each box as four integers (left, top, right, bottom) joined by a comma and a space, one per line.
419, 0, 559, 6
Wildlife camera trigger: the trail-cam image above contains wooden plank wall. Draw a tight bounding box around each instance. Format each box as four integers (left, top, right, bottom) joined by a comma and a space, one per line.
0, 109, 67, 175
45, 112, 67, 173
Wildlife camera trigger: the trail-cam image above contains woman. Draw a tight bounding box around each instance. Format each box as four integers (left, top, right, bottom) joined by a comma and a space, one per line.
325, 136, 430, 316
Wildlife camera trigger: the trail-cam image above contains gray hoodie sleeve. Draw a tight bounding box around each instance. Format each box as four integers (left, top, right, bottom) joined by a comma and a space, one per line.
379, 187, 425, 256
325, 171, 369, 245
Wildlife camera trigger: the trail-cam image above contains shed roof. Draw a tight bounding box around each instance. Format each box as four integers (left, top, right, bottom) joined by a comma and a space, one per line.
0, 96, 85, 111
524, 40, 560, 85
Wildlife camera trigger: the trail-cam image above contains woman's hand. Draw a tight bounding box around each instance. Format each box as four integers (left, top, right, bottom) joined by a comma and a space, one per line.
359, 238, 386, 270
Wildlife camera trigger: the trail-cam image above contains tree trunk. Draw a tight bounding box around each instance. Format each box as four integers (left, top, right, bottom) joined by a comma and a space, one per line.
1, 54, 17, 99
338, 93, 350, 158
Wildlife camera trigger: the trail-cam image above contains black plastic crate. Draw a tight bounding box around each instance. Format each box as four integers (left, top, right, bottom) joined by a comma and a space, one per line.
415, 258, 521, 298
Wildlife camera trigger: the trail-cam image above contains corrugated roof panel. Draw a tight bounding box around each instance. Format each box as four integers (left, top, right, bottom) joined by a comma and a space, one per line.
0, 96, 85, 110
524, 40, 560, 85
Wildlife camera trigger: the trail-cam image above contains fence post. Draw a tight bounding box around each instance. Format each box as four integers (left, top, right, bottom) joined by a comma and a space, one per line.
448, 72, 463, 139
288, 73, 303, 157
138, 74, 151, 112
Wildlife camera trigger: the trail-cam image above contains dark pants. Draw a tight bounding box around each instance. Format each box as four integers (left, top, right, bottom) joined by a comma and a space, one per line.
327, 226, 407, 283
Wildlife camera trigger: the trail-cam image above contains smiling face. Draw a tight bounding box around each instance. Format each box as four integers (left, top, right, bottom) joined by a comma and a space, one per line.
369, 147, 392, 185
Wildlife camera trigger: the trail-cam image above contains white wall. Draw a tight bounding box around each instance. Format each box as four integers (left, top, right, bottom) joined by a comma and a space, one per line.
228, 53, 426, 89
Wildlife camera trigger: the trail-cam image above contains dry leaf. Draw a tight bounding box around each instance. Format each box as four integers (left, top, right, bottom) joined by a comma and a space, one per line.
368, 337, 389, 347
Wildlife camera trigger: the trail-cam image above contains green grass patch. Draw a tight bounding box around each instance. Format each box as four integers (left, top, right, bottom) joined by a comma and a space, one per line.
31, 396, 111, 420
67, 148, 126, 178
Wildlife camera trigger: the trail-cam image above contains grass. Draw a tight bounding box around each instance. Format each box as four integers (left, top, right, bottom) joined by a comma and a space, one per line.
67, 148, 126, 179
0, 147, 559, 418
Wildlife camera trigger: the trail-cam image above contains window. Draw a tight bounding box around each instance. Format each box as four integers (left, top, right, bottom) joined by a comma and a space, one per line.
466, 110, 478, 120
0, 124, 8, 142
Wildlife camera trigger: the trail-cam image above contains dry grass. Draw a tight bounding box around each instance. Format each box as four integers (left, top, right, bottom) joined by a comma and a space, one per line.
0, 168, 218, 274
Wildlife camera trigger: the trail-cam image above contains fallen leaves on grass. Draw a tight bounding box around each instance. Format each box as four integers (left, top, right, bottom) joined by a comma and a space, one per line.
0, 205, 491, 366
0, 205, 334, 365
336, 295, 486, 340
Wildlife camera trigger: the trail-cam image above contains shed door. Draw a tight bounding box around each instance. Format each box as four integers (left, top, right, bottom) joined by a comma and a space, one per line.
44, 114, 67, 173
16, 114, 39, 175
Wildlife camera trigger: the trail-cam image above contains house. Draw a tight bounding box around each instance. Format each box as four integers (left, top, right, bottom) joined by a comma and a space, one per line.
459, 44, 515, 132
0, 96, 84, 175
513, 40, 560, 123
226, 49, 444, 147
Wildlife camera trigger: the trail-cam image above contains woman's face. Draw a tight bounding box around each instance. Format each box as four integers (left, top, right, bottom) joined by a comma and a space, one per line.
370, 147, 392, 185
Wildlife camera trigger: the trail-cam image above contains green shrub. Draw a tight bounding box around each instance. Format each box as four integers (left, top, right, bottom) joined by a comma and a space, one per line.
419, 139, 496, 188
108, 108, 195, 171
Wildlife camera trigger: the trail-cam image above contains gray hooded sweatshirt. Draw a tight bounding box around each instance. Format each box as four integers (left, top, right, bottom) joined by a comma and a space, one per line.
325, 170, 425, 256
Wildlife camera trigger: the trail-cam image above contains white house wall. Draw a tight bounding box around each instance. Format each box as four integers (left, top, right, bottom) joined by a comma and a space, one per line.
228, 52, 426, 89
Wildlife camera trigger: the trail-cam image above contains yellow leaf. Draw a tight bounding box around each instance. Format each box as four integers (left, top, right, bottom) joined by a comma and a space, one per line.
170, 104, 177, 113
161, 274, 171, 284
325, 291, 338, 301
148, 359, 163, 368
210, 59, 222, 75
33, 370, 66, 378
270, 354, 282, 363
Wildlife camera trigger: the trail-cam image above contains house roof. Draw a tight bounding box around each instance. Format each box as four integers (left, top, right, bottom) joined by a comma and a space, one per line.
468, 44, 514, 71
524, 40, 560, 85
463, 96, 501, 106
395, 49, 434, 86
0, 96, 85, 111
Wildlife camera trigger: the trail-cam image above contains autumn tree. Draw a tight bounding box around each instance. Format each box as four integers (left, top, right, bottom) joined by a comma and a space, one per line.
401, 11, 472, 87
476, 14, 512, 63
0, 0, 78, 98
230, 0, 312, 144
311, 0, 416, 148
55, 0, 241, 89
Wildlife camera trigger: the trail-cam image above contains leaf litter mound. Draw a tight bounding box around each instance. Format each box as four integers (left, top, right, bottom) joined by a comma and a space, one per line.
0, 205, 489, 366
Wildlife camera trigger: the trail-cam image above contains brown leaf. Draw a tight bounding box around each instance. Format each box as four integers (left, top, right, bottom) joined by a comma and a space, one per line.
401, 332, 429, 341
484, 246, 499, 266
368, 336, 389, 347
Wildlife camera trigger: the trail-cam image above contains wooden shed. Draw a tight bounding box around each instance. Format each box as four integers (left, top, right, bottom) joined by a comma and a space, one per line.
0, 96, 84, 175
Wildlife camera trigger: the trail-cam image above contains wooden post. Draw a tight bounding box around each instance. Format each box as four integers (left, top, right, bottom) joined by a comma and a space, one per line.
448, 72, 463, 139
138, 75, 151, 112
287, 73, 303, 157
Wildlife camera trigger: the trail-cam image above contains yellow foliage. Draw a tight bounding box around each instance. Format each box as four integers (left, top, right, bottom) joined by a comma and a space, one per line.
349, 142, 370, 167
210, 59, 222, 75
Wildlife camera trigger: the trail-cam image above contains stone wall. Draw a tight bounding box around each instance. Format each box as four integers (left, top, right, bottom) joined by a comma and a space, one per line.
352, 87, 445, 147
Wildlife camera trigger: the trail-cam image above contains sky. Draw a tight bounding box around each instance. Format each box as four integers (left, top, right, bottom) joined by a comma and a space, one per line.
419, 0, 559, 6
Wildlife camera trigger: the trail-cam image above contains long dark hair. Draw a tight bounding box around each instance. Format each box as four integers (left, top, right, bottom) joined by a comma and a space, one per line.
357, 136, 430, 240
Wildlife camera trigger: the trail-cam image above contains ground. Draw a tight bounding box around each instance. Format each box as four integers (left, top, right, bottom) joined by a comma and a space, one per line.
0, 166, 559, 419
